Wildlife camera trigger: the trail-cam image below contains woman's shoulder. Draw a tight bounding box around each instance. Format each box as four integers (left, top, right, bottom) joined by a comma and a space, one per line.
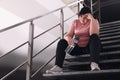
71, 19, 80, 28
73, 19, 79, 22
73, 19, 80, 24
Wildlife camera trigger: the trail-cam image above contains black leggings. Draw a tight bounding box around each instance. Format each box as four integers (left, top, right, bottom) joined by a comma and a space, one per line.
55, 34, 102, 68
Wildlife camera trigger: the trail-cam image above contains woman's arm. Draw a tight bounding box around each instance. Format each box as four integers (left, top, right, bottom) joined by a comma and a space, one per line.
64, 20, 76, 45
87, 14, 100, 35
64, 33, 74, 45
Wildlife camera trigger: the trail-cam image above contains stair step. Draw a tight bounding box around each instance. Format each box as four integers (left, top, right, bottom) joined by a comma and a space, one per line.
103, 44, 120, 51
43, 69, 120, 80
65, 50, 120, 62
64, 61, 120, 71
64, 59, 120, 67
101, 20, 120, 28
100, 31, 120, 37
64, 59, 120, 71
100, 24, 120, 30
100, 26, 120, 31
100, 35, 120, 41
66, 50, 120, 59
101, 22, 120, 27
102, 39, 120, 46
100, 28, 120, 34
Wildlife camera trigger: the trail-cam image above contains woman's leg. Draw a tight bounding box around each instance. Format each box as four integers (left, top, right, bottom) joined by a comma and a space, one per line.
55, 39, 82, 68
89, 34, 101, 64
55, 39, 68, 68
46, 39, 68, 73
46, 39, 87, 74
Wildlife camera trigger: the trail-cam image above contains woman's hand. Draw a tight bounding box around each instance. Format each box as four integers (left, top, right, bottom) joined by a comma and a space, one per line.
88, 14, 100, 35
67, 38, 74, 45
86, 13, 94, 20
64, 35, 74, 45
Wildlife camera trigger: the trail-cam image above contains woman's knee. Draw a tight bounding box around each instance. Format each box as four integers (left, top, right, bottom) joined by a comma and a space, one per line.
58, 39, 68, 46
89, 34, 102, 51
89, 34, 101, 44
90, 34, 99, 40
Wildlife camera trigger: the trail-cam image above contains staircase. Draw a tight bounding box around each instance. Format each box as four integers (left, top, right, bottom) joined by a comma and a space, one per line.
43, 21, 120, 80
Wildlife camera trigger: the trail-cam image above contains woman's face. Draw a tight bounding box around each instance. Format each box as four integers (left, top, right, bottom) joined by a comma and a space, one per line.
79, 14, 89, 24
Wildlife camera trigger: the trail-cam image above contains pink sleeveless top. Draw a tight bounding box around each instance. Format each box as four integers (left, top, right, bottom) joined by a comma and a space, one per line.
68, 19, 90, 47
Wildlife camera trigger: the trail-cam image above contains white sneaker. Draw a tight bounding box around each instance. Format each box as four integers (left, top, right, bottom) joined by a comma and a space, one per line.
90, 62, 100, 71
46, 65, 63, 74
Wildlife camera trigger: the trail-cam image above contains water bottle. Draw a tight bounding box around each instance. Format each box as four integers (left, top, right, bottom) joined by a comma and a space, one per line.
65, 36, 79, 54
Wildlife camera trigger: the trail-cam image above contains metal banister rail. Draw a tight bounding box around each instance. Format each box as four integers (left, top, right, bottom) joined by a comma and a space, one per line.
83, 0, 101, 23
0, 1, 82, 80
0, 1, 80, 33
91, 0, 101, 23
0, 14, 76, 80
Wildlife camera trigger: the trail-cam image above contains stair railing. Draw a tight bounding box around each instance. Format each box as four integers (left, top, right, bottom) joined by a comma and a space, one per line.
0, 1, 82, 80
83, 0, 101, 23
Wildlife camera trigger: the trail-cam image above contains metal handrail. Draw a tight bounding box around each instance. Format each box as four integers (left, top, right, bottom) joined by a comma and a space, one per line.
34, 24, 60, 39
89, 0, 101, 22
33, 16, 76, 58
65, 13, 78, 22
0, 23, 59, 60
32, 32, 66, 78
0, 37, 59, 80
92, 1, 98, 6
0, 13, 76, 60
33, 37, 60, 58
0, 1, 81, 80
0, 1, 80, 33
0, 14, 76, 59
90, 0, 93, 14
0, 12, 76, 79
32, 55, 56, 78
0, 36, 60, 80
0, 41, 28, 59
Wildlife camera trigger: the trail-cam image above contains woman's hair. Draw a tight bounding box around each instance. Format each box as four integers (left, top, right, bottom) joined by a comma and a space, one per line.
78, 7, 91, 17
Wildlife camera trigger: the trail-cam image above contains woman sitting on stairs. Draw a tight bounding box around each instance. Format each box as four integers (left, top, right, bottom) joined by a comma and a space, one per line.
46, 6, 102, 74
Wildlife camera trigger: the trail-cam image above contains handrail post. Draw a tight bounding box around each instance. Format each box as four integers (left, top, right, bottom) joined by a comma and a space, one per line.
98, 0, 101, 24
26, 21, 34, 80
60, 9, 64, 39
78, 0, 80, 18
90, 0, 93, 15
